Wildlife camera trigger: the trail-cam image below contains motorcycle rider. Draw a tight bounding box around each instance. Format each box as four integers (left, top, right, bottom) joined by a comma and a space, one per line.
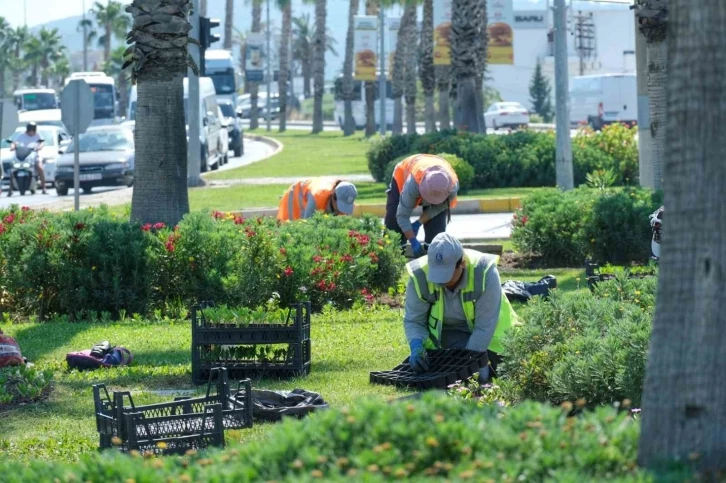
9, 122, 47, 196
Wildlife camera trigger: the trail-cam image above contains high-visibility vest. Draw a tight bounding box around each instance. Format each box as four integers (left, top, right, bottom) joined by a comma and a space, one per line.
405, 249, 518, 354
277, 179, 339, 221
392, 154, 459, 209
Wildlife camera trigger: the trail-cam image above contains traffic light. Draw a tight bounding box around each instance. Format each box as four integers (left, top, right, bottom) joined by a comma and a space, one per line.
200, 17, 221, 49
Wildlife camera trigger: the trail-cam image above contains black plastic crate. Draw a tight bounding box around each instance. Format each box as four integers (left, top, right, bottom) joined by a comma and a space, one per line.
370, 349, 489, 390
193, 339, 311, 383
585, 260, 656, 292
93, 368, 252, 454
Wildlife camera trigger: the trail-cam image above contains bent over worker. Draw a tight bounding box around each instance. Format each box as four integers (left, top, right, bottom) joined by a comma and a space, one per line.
403, 233, 518, 380
277, 178, 359, 221
384, 154, 459, 257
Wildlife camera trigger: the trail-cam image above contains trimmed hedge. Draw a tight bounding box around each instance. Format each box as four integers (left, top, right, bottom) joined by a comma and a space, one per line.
511, 187, 663, 266
0, 207, 405, 318
0, 394, 689, 482
367, 124, 639, 189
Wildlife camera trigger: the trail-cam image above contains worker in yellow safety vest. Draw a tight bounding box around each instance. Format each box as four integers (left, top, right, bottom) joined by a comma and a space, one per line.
277, 179, 358, 221
384, 154, 459, 257
403, 233, 518, 380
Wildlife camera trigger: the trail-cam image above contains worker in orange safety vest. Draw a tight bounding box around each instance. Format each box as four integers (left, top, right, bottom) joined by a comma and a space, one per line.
277, 178, 359, 221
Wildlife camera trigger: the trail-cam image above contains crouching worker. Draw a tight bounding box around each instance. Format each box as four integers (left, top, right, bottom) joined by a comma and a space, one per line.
277, 179, 358, 221
403, 233, 518, 381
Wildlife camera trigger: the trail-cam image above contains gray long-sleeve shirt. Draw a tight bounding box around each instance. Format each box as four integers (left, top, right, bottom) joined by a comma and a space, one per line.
403, 265, 502, 352
301, 192, 333, 219
396, 175, 459, 234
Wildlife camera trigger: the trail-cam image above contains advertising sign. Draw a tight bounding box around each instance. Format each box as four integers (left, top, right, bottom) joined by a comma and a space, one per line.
354, 16, 378, 81
245, 33, 265, 82
513, 10, 547, 29
433, 0, 452, 65
487, 0, 514, 64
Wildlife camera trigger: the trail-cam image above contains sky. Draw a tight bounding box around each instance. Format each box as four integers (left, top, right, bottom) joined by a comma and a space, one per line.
1, 0, 97, 28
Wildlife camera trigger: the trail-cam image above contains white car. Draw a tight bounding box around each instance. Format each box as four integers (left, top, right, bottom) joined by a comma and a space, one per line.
484, 102, 530, 130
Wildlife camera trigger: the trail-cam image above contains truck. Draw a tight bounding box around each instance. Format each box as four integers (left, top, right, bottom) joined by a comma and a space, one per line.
204, 49, 243, 156
569, 73, 637, 129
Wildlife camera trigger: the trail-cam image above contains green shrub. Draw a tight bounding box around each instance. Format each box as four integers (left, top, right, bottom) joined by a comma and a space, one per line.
500, 277, 656, 407
438, 153, 475, 191
0, 365, 53, 408
0, 395, 669, 482
575, 123, 639, 185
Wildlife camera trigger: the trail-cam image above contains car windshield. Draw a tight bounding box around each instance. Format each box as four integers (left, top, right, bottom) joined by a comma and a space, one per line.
66, 130, 133, 152
219, 102, 235, 118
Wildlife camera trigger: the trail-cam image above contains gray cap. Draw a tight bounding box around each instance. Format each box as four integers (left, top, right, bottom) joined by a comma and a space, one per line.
427, 233, 464, 284
334, 182, 358, 215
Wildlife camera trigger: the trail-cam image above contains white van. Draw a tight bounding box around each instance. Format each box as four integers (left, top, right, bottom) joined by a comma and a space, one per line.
127, 77, 226, 172
569, 74, 637, 129
13, 88, 59, 112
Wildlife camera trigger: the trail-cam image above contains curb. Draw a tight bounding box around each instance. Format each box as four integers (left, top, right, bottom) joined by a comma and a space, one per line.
200, 133, 283, 180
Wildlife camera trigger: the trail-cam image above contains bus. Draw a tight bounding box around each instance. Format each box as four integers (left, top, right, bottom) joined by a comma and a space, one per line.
64, 72, 118, 121
204, 50, 239, 105
13, 88, 59, 112
333, 73, 394, 130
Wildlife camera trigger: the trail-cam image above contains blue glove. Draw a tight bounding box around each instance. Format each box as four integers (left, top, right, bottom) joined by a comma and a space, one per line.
409, 339, 429, 373
411, 220, 422, 237
410, 238, 425, 257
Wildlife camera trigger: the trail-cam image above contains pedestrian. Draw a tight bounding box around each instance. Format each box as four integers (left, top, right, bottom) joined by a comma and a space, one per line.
384, 154, 459, 257
403, 233, 518, 380
277, 178, 359, 221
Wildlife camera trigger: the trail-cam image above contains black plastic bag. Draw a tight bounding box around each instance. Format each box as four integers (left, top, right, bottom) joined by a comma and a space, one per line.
502, 275, 557, 303
251, 388, 329, 422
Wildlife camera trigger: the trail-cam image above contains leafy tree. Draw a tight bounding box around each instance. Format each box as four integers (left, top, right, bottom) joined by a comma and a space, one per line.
529, 60, 553, 122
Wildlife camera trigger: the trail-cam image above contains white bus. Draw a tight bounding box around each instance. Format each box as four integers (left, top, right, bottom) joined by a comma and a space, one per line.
64, 72, 118, 121
569, 73, 637, 129
333, 73, 394, 130
13, 88, 59, 112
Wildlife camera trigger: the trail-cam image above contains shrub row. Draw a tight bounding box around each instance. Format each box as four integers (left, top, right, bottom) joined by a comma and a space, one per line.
0, 394, 689, 482
500, 275, 657, 408
511, 187, 663, 266
367, 124, 639, 189
0, 207, 406, 318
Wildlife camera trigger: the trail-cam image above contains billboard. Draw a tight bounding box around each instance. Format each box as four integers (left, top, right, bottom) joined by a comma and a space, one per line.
487, 0, 514, 64
433, 0, 452, 65
354, 16, 378, 81
245, 33, 265, 82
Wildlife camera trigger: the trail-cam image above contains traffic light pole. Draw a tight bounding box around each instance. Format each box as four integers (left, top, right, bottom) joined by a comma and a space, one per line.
187, 0, 203, 187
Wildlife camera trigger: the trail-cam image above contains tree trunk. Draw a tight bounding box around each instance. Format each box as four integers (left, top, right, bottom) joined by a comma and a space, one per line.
250, 1, 262, 130
342, 0, 360, 136
474, 0, 488, 130
224, 0, 233, 50
638, 0, 726, 474
278, 2, 292, 132
393, 98, 403, 134
40, 61, 49, 88
104, 23, 112, 62
647, 39, 667, 190
451, 0, 484, 133
436, 67, 451, 130
364, 1, 378, 137
391, 1, 415, 135
311, 0, 327, 134
420, 0, 436, 132
404, 11, 418, 135
303, 61, 311, 98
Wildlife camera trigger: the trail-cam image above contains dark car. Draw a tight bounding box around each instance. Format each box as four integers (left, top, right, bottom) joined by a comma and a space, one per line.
54, 126, 134, 196
218, 99, 243, 157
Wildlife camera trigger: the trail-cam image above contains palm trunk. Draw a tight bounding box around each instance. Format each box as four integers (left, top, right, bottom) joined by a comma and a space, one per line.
638, 0, 726, 473
343, 0, 360, 136
647, 39, 666, 190
311, 0, 327, 134
278, 2, 292, 132
224, 0, 233, 49
250, 1, 262, 130
0, 73, 5, 99
392, 1, 415, 135
13, 46, 22, 90
303, 60, 311, 98
364, 1, 377, 137
451, 0, 484, 133
436, 66, 451, 129
104, 23, 112, 62
40, 61, 49, 88
30, 65, 38, 87
475, 1, 488, 131
404, 10, 418, 135
420, 0, 436, 132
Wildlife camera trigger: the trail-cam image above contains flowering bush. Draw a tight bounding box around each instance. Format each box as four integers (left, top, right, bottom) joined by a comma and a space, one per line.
0, 207, 405, 318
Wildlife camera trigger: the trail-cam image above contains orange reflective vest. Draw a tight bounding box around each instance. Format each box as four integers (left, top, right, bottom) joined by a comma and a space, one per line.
392, 154, 459, 209
277, 179, 339, 221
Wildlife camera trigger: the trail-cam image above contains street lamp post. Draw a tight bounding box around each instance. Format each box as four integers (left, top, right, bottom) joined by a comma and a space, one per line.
378, 7, 386, 136
266, 0, 272, 132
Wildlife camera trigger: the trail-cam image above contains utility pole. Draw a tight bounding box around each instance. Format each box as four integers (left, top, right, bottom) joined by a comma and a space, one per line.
634, 6, 653, 188
573, 11, 595, 76
378, 7, 386, 135
266, 0, 272, 132
188, 0, 203, 187
553, 0, 574, 190
82, 0, 88, 71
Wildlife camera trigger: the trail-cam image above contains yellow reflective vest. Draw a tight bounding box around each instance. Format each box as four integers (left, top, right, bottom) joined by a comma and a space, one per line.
405, 249, 518, 354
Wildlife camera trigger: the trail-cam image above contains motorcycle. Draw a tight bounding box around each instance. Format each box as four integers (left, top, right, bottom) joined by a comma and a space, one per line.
649, 206, 664, 261
8, 142, 41, 196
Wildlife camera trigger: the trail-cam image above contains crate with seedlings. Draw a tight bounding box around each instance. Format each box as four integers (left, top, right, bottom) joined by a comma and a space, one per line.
585, 260, 657, 291
191, 301, 312, 384
93, 368, 252, 455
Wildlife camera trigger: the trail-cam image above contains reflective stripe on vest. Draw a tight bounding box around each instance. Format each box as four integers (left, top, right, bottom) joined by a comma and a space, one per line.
392, 154, 459, 209
277, 179, 338, 221
405, 249, 519, 354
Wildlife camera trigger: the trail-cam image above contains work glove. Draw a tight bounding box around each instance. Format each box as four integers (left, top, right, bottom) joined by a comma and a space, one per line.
411, 220, 422, 237
408, 339, 430, 373
410, 238, 426, 257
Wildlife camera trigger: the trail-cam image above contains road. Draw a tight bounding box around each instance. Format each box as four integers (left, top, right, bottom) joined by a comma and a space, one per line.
0, 138, 277, 211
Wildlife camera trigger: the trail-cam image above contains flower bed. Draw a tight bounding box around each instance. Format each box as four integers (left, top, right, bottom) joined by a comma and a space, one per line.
0, 207, 406, 319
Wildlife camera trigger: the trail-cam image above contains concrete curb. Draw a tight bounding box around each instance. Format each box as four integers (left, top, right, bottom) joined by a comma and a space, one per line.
200, 133, 283, 180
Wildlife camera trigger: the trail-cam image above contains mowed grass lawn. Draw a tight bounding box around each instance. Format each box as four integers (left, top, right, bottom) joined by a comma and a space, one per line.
206, 130, 371, 179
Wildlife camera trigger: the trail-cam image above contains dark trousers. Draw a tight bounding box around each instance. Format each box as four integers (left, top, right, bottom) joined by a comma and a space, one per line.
384, 179, 449, 249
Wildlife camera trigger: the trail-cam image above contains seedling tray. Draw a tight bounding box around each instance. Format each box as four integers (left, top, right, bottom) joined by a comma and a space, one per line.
585, 260, 656, 291
93, 368, 252, 454
370, 349, 489, 390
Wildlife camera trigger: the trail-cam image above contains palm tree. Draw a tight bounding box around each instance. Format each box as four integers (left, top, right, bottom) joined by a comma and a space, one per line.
638, 0, 726, 473
403, 4, 418, 134
91, 0, 131, 62
634, 0, 667, 190
224, 0, 234, 49
23, 28, 66, 87
0, 17, 10, 97
277, 0, 292, 132
391, 1, 415, 135
292, 13, 337, 100
435, 65, 451, 129
48, 55, 71, 88
363, 0, 378, 137
419, 0, 436, 132
451, 0, 484, 132
249, 0, 262, 130
77, 16, 97, 71
311, 0, 327, 133
125, 0, 193, 225
342, 0, 360, 136
104, 46, 129, 115
474, 1, 487, 131
7, 26, 30, 91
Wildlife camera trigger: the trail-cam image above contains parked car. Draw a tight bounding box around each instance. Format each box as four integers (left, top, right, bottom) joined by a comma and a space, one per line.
258, 95, 281, 120
2, 125, 70, 186
217, 106, 230, 167
484, 102, 530, 130
218, 98, 244, 157
54, 126, 135, 196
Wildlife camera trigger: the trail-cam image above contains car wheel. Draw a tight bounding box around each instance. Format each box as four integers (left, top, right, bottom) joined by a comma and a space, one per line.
82, 184, 93, 194
234, 141, 242, 158
200, 144, 208, 173
492, 120, 498, 130
56, 185, 69, 196
211, 156, 220, 171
